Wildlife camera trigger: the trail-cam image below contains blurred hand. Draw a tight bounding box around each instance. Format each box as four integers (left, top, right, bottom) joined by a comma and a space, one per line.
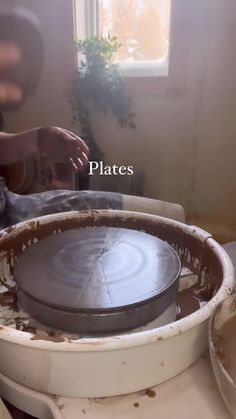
37, 127, 89, 171
0, 42, 23, 108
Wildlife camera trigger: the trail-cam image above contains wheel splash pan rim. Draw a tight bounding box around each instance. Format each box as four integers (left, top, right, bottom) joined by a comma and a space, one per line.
0, 209, 233, 352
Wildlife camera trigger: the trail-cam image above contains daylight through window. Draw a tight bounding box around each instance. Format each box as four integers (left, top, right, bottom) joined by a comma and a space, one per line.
74, 0, 171, 77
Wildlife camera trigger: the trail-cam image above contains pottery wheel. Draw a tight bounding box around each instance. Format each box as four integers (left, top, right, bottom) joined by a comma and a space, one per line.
14, 227, 181, 333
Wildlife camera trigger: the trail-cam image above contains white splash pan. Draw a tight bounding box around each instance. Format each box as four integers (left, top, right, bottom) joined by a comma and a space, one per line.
0, 210, 233, 398
209, 293, 236, 417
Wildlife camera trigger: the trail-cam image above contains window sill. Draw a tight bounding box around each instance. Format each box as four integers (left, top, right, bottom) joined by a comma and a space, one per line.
117, 55, 169, 78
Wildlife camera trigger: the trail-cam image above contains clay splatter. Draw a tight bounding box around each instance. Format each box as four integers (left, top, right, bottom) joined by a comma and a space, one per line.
31, 334, 65, 343
145, 388, 156, 398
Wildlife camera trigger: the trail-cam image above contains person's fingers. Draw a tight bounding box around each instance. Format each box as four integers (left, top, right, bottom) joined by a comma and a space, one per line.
76, 150, 88, 167
0, 83, 23, 105
69, 155, 85, 172
0, 43, 21, 67
69, 153, 88, 171
63, 129, 89, 156
70, 137, 89, 157
68, 142, 89, 169
77, 157, 83, 168
37, 127, 89, 168
69, 157, 79, 171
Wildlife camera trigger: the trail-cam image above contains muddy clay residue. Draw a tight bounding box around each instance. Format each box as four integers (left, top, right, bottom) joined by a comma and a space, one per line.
145, 388, 156, 398
15, 319, 37, 333
0, 211, 225, 339
31, 334, 65, 343
176, 285, 210, 320
0, 282, 213, 337
214, 315, 236, 382
0, 287, 18, 312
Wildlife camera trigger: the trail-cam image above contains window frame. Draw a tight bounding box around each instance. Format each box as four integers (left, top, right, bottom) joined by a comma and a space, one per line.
73, 0, 170, 78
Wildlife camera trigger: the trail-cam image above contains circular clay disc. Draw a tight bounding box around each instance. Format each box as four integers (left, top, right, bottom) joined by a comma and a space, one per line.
14, 227, 181, 333
14, 227, 180, 310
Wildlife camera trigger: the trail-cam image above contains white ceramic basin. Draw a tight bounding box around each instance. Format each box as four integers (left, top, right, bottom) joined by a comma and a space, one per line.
209, 293, 236, 418
0, 210, 233, 397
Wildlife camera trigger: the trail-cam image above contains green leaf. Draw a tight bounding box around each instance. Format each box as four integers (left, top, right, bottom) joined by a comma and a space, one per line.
70, 36, 136, 160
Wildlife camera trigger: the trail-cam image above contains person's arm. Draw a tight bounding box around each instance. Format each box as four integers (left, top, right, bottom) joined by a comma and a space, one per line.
0, 128, 38, 165
0, 127, 89, 169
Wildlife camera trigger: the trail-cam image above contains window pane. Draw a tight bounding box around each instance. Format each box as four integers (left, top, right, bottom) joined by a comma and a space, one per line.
98, 0, 171, 62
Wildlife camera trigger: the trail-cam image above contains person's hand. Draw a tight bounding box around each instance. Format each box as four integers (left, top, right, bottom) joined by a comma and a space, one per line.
0, 42, 23, 108
37, 127, 89, 171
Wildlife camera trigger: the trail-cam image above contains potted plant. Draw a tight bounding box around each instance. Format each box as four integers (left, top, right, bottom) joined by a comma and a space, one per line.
71, 35, 136, 189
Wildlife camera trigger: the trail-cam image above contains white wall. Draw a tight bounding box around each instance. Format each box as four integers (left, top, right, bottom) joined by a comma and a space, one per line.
4, 0, 236, 240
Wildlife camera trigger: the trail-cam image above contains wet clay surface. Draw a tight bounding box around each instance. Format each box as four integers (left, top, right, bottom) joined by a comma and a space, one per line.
176, 285, 209, 319
12, 226, 181, 334
0, 287, 18, 312
14, 227, 180, 311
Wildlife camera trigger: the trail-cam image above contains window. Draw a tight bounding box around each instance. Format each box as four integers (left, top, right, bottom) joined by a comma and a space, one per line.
74, 0, 171, 77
